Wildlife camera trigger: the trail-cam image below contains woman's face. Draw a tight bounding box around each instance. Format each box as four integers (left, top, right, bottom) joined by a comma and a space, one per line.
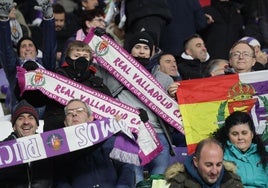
228, 123, 254, 152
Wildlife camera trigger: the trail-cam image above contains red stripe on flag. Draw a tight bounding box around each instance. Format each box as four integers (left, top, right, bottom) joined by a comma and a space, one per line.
177, 74, 239, 104
187, 143, 197, 155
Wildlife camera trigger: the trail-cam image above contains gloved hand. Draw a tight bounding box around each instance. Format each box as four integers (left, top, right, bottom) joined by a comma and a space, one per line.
0, 0, 16, 20
94, 27, 106, 37
34, 0, 53, 19
22, 60, 39, 71
138, 108, 149, 123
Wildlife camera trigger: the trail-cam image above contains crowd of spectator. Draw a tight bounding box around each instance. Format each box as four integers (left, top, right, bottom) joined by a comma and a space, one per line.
0, 0, 267, 187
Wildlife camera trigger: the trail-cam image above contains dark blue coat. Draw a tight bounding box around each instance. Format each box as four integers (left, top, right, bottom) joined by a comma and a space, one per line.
0, 18, 56, 111
159, 0, 208, 56
200, 0, 244, 59
54, 136, 135, 188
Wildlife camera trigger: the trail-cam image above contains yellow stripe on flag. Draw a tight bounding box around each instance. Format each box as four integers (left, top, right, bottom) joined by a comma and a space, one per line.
177, 74, 239, 154
180, 101, 229, 143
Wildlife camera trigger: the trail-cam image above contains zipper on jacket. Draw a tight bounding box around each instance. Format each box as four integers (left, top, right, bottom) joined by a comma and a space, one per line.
27, 162, 31, 188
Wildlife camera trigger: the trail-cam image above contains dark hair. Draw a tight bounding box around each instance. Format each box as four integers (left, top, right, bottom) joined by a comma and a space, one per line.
16, 37, 38, 57
229, 40, 256, 59
80, 8, 105, 32
183, 34, 202, 51
194, 138, 223, 160
156, 52, 176, 64
52, 3, 66, 14
213, 111, 268, 168
204, 59, 229, 77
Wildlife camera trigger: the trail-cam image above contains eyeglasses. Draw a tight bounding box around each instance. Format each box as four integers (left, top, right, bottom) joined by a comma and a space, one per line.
230, 51, 253, 59
66, 107, 86, 116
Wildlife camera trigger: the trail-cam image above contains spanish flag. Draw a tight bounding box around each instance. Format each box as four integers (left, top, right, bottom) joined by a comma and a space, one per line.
177, 70, 268, 154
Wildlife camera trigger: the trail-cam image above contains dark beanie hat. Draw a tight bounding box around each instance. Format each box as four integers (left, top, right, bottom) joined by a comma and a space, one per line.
11, 100, 39, 126
127, 31, 154, 55
16, 37, 38, 56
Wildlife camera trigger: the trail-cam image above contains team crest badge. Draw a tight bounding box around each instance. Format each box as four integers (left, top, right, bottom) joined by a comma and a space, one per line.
30, 71, 45, 86
217, 81, 257, 127
95, 40, 109, 56
216, 81, 268, 141
46, 134, 63, 151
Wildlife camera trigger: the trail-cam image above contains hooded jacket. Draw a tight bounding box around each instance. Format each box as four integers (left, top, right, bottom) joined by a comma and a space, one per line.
165, 155, 243, 188
177, 52, 210, 80
224, 141, 268, 187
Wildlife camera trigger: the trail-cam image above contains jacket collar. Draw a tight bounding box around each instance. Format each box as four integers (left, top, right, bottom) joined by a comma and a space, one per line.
181, 52, 210, 62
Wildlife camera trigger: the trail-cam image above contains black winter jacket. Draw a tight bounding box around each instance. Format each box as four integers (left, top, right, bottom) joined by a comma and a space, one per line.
0, 133, 53, 188
177, 57, 209, 80
125, 0, 172, 28
43, 63, 112, 131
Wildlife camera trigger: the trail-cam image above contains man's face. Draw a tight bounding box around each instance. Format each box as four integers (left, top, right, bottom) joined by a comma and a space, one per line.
19, 39, 37, 60
131, 43, 150, 58
64, 101, 93, 126
193, 143, 223, 185
229, 43, 256, 73
54, 13, 65, 31
82, 0, 98, 10
186, 38, 207, 62
13, 113, 38, 137
159, 54, 178, 77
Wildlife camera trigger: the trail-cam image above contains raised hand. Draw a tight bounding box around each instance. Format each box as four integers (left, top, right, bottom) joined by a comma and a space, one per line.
34, 0, 53, 19
138, 108, 149, 123
0, 0, 16, 20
